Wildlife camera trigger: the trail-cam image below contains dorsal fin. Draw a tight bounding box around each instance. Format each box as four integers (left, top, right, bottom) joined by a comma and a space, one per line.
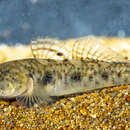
31, 37, 71, 60
30, 36, 128, 62
71, 36, 127, 62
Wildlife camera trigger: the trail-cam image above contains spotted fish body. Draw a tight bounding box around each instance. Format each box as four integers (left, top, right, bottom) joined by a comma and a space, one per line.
0, 58, 129, 107
0, 36, 129, 107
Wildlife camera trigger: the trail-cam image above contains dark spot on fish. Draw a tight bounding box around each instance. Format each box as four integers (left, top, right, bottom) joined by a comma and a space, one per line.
124, 56, 128, 60
102, 72, 108, 80
90, 65, 95, 69
94, 70, 97, 75
95, 81, 99, 85
89, 75, 93, 81
53, 70, 56, 73
117, 72, 121, 77
71, 72, 81, 82
57, 52, 63, 56
63, 77, 68, 84
24, 64, 29, 69
2, 70, 10, 75
77, 67, 80, 71
81, 60, 87, 64
63, 59, 68, 62
124, 78, 128, 82
5, 77, 9, 80
81, 57, 84, 60
0, 84, 5, 91
42, 71, 53, 85
112, 78, 115, 84
97, 63, 101, 68
28, 73, 34, 79
111, 70, 114, 74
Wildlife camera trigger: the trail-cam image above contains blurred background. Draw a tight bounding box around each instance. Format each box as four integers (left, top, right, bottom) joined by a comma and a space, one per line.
0, 0, 130, 45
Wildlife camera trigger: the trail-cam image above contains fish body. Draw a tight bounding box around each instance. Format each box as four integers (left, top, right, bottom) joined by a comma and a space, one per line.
0, 58, 129, 106
0, 36, 129, 107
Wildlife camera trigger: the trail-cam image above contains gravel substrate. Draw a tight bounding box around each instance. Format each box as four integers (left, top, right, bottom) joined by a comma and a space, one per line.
0, 85, 129, 129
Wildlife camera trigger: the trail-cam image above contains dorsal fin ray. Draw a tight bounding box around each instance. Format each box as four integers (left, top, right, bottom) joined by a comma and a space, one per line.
30, 36, 128, 62
71, 36, 127, 62
31, 37, 71, 60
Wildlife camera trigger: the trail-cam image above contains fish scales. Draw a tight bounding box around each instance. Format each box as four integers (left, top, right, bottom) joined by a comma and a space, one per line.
0, 58, 129, 107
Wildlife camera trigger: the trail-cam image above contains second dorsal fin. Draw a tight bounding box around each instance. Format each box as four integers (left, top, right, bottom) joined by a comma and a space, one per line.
71, 36, 127, 62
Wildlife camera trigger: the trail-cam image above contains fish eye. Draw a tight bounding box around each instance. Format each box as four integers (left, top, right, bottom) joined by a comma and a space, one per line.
42, 71, 53, 85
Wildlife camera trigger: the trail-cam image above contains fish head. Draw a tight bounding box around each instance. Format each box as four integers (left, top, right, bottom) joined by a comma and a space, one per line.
0, 73, 29, 99
0, 59, 58, 107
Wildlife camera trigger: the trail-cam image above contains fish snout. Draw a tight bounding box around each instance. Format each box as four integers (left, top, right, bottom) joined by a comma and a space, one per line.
0, 81, 15, 98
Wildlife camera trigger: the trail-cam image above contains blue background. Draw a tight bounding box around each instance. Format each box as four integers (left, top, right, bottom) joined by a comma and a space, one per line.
0, 0, 130, 45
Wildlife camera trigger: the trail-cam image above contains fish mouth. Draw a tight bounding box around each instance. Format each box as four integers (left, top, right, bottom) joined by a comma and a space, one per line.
0, 88, 28, 99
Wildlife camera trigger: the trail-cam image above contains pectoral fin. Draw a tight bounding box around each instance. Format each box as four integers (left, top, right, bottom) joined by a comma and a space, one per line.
16, 77, 54, 107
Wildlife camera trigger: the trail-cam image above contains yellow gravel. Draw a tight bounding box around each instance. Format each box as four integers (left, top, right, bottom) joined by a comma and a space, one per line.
0, 85, 129, 129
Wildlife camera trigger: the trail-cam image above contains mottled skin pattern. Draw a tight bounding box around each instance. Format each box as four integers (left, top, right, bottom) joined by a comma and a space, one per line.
0, 58, 129, 106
